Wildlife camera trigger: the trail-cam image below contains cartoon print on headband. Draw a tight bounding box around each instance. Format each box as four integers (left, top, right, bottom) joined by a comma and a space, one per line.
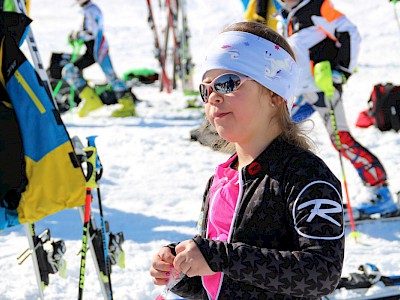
221, 45, 240, 59
264, 50, 295, 80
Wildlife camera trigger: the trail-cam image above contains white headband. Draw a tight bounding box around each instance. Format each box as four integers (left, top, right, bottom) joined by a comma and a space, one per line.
201, 31, 298, 111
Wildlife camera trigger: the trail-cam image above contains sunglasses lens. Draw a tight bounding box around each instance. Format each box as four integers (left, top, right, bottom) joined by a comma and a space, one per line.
199, 73, 244, 103
199, 84, 208, 102
213, 74, 242, 94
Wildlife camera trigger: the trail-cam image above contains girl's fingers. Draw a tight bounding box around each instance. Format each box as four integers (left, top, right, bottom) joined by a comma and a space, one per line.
152, 277, 171, 286
159, 249, 175, 264
153, 259, 173, 272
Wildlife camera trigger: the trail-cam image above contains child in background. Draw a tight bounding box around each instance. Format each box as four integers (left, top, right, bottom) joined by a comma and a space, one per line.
62, 0, 137, 118
150, 21, 344, 300
275, 0, 398, 217
242, 0, 279, 29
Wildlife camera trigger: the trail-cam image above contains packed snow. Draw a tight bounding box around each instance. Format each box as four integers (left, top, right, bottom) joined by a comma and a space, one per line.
1, 0, 400, 299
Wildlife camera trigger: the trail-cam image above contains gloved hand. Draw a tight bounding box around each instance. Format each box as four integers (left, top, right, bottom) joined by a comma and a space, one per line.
314, 61, 335, 99
68, 31, 78, 43
68, 31, 86, 44
332, 70, 347, 85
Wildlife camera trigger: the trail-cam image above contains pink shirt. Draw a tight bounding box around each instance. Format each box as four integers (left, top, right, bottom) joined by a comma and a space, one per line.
202, 155, 240, 300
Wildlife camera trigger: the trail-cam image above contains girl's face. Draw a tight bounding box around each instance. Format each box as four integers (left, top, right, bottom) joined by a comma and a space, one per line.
203, 69, 277, 145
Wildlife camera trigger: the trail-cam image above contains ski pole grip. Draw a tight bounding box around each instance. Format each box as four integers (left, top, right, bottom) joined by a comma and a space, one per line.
84, 146, 98, 189
314, 61, 335, 100
87, 135, 102, 170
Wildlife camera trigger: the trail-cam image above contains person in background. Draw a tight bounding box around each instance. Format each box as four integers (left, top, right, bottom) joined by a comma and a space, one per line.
243, 0, 279, 30
275, 0, 398, 217
62, 0, 137, 117
2, 0, 29, 13
150, 21, 344, 299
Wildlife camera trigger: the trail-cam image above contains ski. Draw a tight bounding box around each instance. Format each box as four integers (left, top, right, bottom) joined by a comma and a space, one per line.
146, 0, 172, 93
77, 207, 114, 300
73, 136, 125, 300
325, 289, 400, 300
178, 0, 195, 93
13, 0, 58, 108
325, 263, 400, 300
18, 224, 67, 300
345, 209, 400, 227
165, 0, 182, 90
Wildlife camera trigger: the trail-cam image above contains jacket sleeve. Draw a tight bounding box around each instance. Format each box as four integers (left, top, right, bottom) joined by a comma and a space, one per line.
193, 157, 344, 298
330, 15, 361, 76
317, 1, 361, 77
79, 7, 101, 41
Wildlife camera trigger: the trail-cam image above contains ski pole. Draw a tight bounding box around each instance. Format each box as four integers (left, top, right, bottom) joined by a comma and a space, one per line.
328, 100, 359, 237
314, 61, 359, 240
78, 146, 97, 300
391, 0, 400, 32
86, 135, 113, 300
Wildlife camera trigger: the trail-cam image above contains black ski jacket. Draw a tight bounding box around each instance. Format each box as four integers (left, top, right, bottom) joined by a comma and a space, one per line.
171, 136, 344, 300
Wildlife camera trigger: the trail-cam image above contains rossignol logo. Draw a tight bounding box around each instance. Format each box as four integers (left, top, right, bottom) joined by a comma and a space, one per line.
297, 199, 342, 227
292, 180, 344, 240
248, 162, 261, 175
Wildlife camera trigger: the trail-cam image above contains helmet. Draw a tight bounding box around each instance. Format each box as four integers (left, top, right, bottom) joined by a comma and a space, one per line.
276, 0, 302, 10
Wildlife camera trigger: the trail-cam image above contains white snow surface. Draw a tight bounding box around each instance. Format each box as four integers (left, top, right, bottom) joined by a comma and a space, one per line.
1, 0, 400, 299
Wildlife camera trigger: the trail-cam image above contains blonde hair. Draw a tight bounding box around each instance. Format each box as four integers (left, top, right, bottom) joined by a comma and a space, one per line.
202, 21, 314, 153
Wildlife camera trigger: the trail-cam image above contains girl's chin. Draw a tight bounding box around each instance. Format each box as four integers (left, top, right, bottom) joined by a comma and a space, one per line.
215, 128, 237, 143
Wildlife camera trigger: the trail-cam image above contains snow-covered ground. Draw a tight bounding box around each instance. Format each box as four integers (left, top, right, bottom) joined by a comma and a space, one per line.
1, 0, 400, 299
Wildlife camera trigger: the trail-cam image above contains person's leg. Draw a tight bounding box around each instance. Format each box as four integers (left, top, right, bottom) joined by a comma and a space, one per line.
311, 87, 397, 215
62, 42, 103, 117
97, 53, 137, 117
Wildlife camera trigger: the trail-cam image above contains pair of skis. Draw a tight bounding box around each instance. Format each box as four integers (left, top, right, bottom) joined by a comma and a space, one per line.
75, 136, 126, 300
325, 263, 400, 300
18, 136, 126, 300
146, 0, 194, 94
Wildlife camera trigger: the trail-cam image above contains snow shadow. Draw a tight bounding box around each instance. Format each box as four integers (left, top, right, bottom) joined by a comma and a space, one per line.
32, 207, 196, 243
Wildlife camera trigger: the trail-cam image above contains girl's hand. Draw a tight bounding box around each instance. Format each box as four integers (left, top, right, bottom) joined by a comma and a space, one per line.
174, 240, 216, 277
149, 247, 176, 285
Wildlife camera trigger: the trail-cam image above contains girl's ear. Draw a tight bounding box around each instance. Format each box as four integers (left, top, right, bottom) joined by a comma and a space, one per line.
271, 92, 284, 107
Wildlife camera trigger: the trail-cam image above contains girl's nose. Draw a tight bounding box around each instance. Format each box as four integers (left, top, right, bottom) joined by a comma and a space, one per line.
207, 91, 223, 104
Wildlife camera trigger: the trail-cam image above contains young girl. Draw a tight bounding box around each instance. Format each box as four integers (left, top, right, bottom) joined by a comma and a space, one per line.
149, 22, 344, 300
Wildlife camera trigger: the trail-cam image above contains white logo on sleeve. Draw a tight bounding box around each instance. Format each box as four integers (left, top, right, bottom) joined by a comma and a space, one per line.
292, 180, 344, 240
298, 199, 342, 227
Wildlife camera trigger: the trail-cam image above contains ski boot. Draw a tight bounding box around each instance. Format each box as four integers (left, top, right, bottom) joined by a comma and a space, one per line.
357, 185, 398, 217
337, 263, 382, 289
111, 92, 137, 118
358, 263, 382, 285
108, 232, 125, 269
77, 85, 104, 117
